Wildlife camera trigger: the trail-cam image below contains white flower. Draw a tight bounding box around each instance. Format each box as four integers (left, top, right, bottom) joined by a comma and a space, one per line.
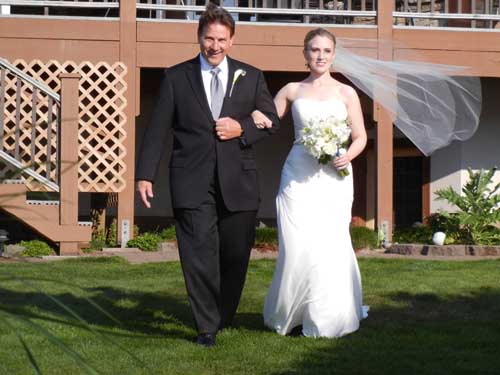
229, 69, 247, 97
299, 113, 351, 175
323, 142, 338, 156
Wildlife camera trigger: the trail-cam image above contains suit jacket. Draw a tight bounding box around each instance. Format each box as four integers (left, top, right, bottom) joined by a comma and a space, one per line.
136, 56, 280, 211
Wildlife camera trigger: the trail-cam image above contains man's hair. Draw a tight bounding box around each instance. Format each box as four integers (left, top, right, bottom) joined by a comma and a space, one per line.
197, 2, 235, 38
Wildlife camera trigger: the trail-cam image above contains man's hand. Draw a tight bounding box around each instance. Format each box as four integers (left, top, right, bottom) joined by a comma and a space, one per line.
137, 180, 154, 208
215, 117, 243, 141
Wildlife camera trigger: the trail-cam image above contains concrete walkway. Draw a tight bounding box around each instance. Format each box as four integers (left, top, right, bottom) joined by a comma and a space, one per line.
100, 243, 279, 264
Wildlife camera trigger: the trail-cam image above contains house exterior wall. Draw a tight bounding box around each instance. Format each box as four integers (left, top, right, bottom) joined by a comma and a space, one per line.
1, 5, 500, 236
430, 77, 500, 213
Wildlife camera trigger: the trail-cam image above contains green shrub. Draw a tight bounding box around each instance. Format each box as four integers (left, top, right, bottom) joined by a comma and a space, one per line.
19, 240, 55, 257
159, 225, 176, 241
350, 226, 379, 250
88, 227, 107, 251
435, 168, 500, 245
127, 232, 161, 251
106, 218, 118, 247
88, 218, 119, 251
87, 238, 107, 252
157, 226, 280, 245
255, 227, 278, 245
393, 226, 433, 244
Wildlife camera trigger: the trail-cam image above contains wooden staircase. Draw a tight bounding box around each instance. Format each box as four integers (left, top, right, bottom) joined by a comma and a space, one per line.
0, 58, 91, 253
0, 180, 91, 247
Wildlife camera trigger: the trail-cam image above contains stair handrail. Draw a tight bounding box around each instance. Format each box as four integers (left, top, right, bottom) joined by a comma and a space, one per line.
0, 58, 59, 101
0, 57, 61, 192
0, 150, 59, 191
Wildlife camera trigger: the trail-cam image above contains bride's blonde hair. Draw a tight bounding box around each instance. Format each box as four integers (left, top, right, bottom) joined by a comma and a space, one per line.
303, 28, 336, 51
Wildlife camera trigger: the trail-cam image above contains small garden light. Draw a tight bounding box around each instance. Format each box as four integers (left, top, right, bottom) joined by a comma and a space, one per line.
0, 229, 8, 256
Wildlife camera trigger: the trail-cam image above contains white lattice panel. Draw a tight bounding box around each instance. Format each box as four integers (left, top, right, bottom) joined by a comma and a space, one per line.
1, 60, 128, 192
1, 67, 58, 191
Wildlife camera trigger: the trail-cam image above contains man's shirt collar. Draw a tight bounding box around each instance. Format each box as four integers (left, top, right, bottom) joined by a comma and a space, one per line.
199, 54, 229, 75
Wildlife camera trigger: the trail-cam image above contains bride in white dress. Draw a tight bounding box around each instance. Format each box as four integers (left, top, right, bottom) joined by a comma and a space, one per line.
253, 28, 368, 338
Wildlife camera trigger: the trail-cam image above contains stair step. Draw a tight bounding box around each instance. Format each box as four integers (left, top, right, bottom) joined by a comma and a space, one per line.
1, 179, 25, 185
26, 199, 60, 206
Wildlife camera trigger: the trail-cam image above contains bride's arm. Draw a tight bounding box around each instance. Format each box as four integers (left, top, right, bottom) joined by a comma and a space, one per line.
332, 86, 367, 170
273, 84, 292, 119
252, 83, 293, 128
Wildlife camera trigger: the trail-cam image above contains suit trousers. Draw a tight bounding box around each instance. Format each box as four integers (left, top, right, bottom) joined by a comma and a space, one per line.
174, 171, 257, 334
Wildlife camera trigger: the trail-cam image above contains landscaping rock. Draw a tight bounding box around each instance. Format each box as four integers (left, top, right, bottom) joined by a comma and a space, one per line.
2, 244, 25, 258
388, 244, 468, 256
424, 245, 467, 256
389, 244, 500, 257
467, 246, 500, 256
102, 247, 141, 253
158, 241, 177, 253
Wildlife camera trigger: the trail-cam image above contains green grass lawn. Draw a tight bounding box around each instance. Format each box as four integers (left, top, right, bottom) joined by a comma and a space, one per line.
1, 257, 499, 375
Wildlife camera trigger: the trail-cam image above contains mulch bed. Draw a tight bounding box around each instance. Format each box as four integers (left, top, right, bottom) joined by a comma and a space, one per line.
254, 243, 278, 252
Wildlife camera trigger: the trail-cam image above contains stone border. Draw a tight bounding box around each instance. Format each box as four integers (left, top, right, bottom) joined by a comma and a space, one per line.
388, 244, 500, 257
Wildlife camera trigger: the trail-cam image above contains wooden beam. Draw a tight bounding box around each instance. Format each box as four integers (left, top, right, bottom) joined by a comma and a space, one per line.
0, 18, 119, 41
376, 0, 394, 242
393, 28, 500, 53
422, 156, 431, 222
137, 42, 378, 70
394, 49, 500, 77
137, 21, 378, 45
365, 146, 375, 230
0, 39, 120, 63
117, 0, 137, 246
59, 72, 81, 254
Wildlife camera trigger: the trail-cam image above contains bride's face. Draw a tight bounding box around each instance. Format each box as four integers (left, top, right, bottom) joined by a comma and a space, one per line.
304, 36, 335, 74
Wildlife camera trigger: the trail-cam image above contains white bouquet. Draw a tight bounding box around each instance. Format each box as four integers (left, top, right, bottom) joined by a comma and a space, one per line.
300, 114, 351, 177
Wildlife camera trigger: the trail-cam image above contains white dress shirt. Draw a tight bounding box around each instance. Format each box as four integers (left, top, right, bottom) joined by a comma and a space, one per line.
200, 54, 229, 109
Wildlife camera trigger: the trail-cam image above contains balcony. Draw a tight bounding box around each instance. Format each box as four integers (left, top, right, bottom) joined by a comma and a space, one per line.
0, 1, 497, 30
136, 0, 377, 26
394, 0, 500, 29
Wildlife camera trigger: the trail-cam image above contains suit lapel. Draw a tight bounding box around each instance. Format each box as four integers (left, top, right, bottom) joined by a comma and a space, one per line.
219, 58, 236, 118
225, 57, 236, 97
185, 57, 213, 122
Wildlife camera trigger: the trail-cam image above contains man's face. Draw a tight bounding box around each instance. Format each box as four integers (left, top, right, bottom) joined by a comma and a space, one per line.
199, 22, 234, 66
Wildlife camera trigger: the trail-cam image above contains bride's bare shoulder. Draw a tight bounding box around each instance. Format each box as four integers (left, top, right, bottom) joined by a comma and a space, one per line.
339, 83, 358, 98
276, 82, 302, 102
338, 83, 358, 99
279, 82, 304, 101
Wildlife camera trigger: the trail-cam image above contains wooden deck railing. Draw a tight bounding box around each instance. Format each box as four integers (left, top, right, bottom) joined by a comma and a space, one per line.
136, 0, 378, 25
394, 0, 500, 29
0, 0, 119, 19
1, 1, 499, 29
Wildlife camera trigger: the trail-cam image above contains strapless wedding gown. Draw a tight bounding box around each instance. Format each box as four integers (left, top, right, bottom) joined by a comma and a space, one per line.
263, 98, 368, 338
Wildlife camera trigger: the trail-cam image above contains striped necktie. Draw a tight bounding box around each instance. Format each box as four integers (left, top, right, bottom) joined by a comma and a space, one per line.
210, 67, 224, 119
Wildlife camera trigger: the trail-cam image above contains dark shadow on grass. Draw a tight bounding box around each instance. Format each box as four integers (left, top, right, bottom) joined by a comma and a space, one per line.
0, 285, 195, 341
270, 287, 500, 375
230, 312, 267, 331
0, 281, 270, 342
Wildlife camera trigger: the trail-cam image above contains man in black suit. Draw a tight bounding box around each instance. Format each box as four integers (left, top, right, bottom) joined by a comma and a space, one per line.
136, 4, 279, 347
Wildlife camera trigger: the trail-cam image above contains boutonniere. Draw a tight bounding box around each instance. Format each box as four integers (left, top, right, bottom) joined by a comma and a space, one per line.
229, 69, 246, 97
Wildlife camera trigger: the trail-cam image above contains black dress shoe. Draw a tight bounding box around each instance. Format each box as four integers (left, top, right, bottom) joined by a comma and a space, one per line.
196, 333, 216, 347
